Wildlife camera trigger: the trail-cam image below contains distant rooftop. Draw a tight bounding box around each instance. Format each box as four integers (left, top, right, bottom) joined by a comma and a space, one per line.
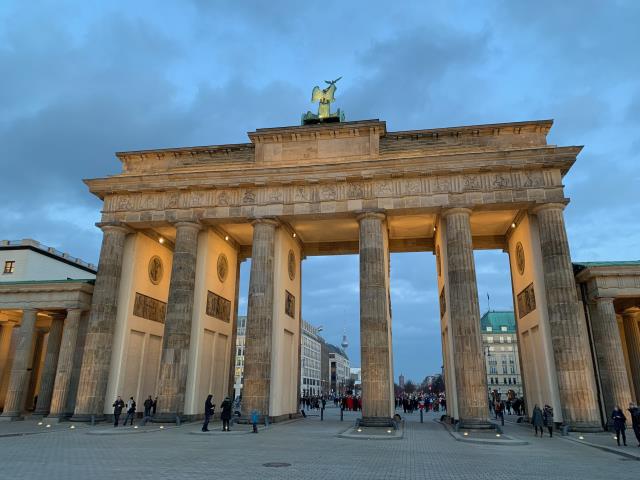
0, 239, 97, 274
480, 311, 516, 333
573, 261, 640, 274
326, 343, 349, 360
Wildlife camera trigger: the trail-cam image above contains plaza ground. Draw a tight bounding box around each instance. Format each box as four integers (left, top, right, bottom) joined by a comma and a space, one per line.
0, 408, 637, 479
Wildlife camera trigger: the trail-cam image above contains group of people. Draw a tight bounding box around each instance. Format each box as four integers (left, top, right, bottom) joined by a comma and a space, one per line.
609, 403, 640, 447
395, 393, 447, 414
201, 394, 233, 432
112, 395, 156, 427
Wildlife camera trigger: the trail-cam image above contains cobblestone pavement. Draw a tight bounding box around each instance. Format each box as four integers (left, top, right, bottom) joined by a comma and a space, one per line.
0, 408, 637, 479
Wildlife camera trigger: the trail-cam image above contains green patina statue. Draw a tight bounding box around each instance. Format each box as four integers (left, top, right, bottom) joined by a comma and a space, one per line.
302, 77, 345, 125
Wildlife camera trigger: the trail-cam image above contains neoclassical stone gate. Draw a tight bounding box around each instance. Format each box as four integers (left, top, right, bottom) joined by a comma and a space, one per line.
75, 118, 604, 429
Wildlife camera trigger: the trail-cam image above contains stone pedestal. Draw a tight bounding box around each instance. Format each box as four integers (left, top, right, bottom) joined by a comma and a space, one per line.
155, 221, 200, 421
358, 211, 394, 426
33, 316, 64, 415
0, 309, 38, 420
72, 224, 128, 421
443, 208, 490, 428
590, 298, 633, 422
533, 204, 600, 430
623, 312, 640, 403
242, 219, 278, 418
47, 309, 83, 419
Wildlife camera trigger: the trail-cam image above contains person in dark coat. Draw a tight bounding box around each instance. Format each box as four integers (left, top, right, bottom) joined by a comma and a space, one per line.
531, 404, 544, 437
123, 397, 136, 426
112, 396, 125, 427
628, 402, 640, 447
220, 396, 233, 432
611, 405, 627, 446
202, 394, 215, 432
542, 405, 553, 437
143, 396, 153, 419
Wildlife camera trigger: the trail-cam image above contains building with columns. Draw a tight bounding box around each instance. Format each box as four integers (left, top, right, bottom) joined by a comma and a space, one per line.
0, 116, 632, 430
0, 239, 95, 420
300, 319, 322, 397
481, 311, 523, 398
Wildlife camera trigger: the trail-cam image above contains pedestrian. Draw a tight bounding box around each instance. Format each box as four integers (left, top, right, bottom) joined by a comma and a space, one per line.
628, 402, 640, 447
123, 396, 136, 426
152, 396, 157, 416
221, 396, 233, 431
543, 404, 553, 437
202, 394, 214, 432
112, 396, 125, 427
143, 395, 153, 419
531, 404, 544, 437
495, 401, 504, 426
251, 409, 259, 433
611, 405, 627, 446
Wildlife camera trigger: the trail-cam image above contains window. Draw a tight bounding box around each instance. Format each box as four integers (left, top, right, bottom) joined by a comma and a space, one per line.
486, 336, 494, 343
3, 261, 15, 274
503, 378, 507, 384
486, 326, 493, 332
501, 326, 508, 332
499, 336, 505, 343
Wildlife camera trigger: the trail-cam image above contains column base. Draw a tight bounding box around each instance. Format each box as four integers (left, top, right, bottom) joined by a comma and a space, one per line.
458, 418, 495, 430
567, 421, 603, 433
69, 414, 106, 423
359, 416, 396, 428
32, 410, 50, 417
149, 413, 186, 423
0, 413, 25, 421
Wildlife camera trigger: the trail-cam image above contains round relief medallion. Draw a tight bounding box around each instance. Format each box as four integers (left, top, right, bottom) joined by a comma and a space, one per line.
515, 242, 525, 276
217, 253, 229, 283
288, 250, 296, 281
436, 245, 442, 277
148, 256, 163, 285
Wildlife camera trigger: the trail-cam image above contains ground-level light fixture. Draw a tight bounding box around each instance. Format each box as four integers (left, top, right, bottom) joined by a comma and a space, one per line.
159, 425, 164, 429
37, 422, 43, 426
496, 433, 501, 437
463, 432, 469, 436
46, 424, 51, 428
578, 435, 584, 440
70, 425, 75, 429
386, 429, 392, 434
357, 428, 362, 432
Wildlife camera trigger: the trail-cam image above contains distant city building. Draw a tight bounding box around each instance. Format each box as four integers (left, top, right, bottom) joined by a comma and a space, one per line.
350, 367, 361, 394
399, 373, 405, 389
480, 311, 523, 397
327, 343, 350, 395
233, 316, 246, 398
320, 338, 330, 395
301, 320, 322, 396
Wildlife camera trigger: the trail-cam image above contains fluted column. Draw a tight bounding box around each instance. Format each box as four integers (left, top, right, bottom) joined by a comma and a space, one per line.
242, 218, 278, 418
155, 221, 201, 420
590, 298, 633, 422
47, 309, 83, 418
72, 223, 129, 421
623, 312, 640, 403
0, 309, 38, 419
0, 323, 16, 408
443, 208, 489, 427
533, 203, 600, 429
358, 211, 394, 425
33, 316, 65, 415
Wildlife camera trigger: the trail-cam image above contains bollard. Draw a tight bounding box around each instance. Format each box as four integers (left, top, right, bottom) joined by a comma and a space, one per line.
340, 408, 344, 421
321, 408, 324, 421
420, 409, 423, 423
175, 415, 181, 426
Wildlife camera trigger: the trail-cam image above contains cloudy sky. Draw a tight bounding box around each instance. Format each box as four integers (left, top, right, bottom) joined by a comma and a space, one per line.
1, 1, 638, 382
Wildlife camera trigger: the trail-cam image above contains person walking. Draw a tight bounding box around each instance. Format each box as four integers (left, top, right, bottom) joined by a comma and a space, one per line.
143, 395, 153, 419
628, 402, 640, 447
123, 397, 136, 426
531, 404, 544, 437
112, 396, 125, 427
611, 405, 627, 446
202, 394, 214, 432
495, 401, 504, 426
220, 396, 233, 432
542, 404, 554, 437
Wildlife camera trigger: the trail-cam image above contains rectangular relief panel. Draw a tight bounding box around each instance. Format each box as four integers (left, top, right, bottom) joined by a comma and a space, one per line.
133, 293, 167, 323
285, 290, 296, 318
206, 291, 231, 322
517, 283, 536, 319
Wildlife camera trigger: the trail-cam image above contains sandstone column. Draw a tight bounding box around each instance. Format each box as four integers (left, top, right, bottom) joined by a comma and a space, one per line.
47, 309, 83, 419
533, 203, 600, 429
33, 315, 65, 415
358, 211, 394, 425
242, 218, 278, 418
443, 208, 490, 428
589, 298, 633, 422
155, 221, 201, 420
0, 322, 16, 407
72, 223, 129, 421
0, 309, 38, 420
623, 312, 640, 403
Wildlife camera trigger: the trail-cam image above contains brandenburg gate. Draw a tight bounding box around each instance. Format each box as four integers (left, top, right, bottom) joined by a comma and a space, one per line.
69, 112, 608, 429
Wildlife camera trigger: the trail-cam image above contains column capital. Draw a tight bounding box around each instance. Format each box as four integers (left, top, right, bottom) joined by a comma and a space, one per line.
172, 220, 202, 231
356, 209, 386, 222
441, 207, 472, 218
96, 222, 131, 234
250, 217, 280, 227
593, 296, 616, 305
530, 202, 568, 215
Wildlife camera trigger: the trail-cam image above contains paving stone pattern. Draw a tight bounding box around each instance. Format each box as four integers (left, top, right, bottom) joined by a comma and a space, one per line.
0, 409, 636, 479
